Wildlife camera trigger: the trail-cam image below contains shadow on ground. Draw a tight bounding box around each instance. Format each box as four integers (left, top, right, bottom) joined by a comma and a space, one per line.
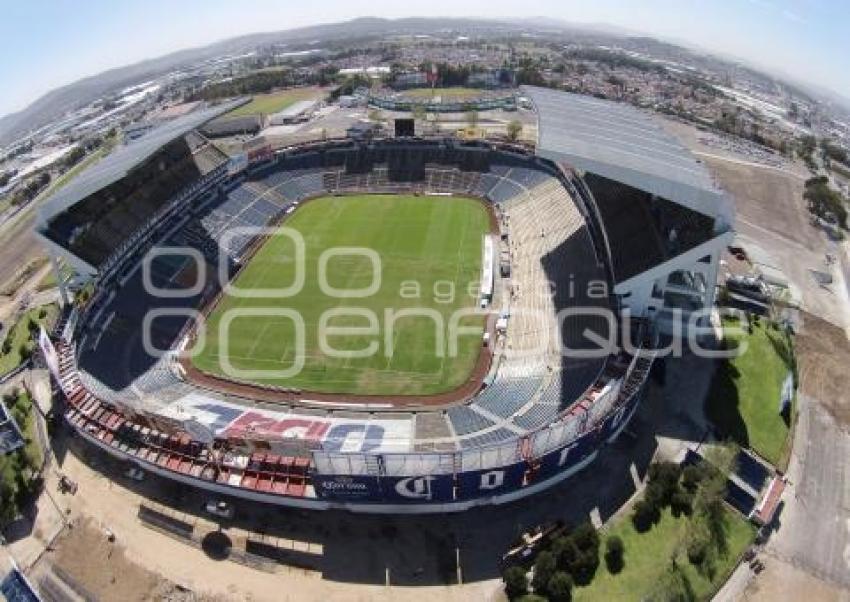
52, 353, 721, 587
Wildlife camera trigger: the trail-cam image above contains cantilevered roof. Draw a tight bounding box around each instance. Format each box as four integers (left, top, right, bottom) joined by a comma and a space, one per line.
38, 99, 245, 223
522, 86, 728, 219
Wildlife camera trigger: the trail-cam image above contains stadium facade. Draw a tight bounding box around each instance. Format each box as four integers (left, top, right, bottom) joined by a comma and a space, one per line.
35, 88, 732, 512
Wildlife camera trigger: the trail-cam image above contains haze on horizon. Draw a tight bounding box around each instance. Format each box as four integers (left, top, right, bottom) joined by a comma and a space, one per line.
1, 0, 848, 119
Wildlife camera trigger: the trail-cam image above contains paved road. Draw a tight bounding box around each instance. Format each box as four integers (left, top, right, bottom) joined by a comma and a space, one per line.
766, 394, 850, 589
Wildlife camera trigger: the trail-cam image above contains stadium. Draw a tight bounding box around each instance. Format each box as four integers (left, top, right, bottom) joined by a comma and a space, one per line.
34, 86, 733, 513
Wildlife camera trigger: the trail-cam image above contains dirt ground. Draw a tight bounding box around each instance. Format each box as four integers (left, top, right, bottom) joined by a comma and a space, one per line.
741, 555, 850, 602
51, 517, 169, 602
30, 440, 499, 602
35, 516, 230, 602
663, 116, 850, 331
794, 311, 850, 427
0, 208, 45, 290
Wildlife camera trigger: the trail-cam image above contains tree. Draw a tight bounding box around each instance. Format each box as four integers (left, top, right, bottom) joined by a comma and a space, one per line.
804, 176, 848, 229
503, 565, 529, 600
566, 522, 600, 585
547, 571, 573, 602
686, 533, 709, 568
632, 499, 660, 532
551, 535, 578, 571
650, 563, 695, 602
571, 522, 600, 551
507, 120, 523, 141
681, 464, 706, 493
531, 551, 556, 595
670, 489, 694, 517
18, 343, 32, 362
647, 462, 683, 508
604, 535, 625, 574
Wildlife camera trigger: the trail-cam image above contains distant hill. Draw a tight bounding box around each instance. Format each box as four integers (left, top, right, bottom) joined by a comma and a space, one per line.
0, 17, 534, 146
2, 16, 843, 146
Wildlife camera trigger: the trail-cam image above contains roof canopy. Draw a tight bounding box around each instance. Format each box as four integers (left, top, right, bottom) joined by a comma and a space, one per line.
523, 86, 728, 219
38, 100, 243, 224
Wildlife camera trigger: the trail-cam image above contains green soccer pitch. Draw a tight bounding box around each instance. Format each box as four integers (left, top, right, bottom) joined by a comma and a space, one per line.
192, 194, 491, 396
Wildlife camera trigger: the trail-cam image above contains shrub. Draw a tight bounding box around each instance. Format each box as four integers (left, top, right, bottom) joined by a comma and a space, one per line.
604, 535, 625, 574
632, 499, 660, 532
547, 571, 573, 602
503, 566, 529, 600
531, 551, 556, 595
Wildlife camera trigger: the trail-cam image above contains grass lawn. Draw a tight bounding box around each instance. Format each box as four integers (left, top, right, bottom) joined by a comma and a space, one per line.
0, 389, 44, 522
36, 269, 57, 292
225, 88, 320, 117
193, 194, 490, 395
0, 303, 59, 375
574, 507, 756, 601
12, 390, 43, 470
402, 87, 487, 99
706, 317, 795, 465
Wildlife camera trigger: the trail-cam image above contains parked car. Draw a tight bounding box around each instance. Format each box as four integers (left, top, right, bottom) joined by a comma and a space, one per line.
125, 467, 145, 481
205, 500, 235, 519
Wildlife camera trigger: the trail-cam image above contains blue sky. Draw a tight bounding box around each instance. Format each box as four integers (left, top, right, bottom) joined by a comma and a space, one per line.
1, 0, 847, 117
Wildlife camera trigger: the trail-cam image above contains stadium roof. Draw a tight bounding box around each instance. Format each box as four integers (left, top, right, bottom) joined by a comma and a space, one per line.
37, 99, 244, 223
522, 86, 729, 219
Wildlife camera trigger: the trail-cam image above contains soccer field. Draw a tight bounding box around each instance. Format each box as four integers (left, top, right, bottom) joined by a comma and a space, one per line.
402, 87, 485, 99
193, 194, 491, 396
225, 88, 320, 117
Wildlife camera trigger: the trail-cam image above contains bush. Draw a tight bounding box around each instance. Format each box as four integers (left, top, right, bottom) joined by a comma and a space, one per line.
632, 499, 660, 532
547, 571, 573, 602
503, 566, 529, 600
604, 535, 625, 574
531, 551, 556, 595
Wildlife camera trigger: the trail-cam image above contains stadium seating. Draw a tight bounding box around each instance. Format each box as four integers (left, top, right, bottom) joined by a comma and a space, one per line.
472, 376, 542, 419
69, 139, 628, 465
447, 405, 495, 436
458, 427, 516, 450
